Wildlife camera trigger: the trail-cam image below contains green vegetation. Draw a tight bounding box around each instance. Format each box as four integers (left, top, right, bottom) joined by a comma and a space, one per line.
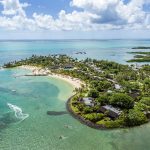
4, 54, 150, 129
128, 52, 150, 55
110, 93, 134, 109
127, 51, 150, 62
124, 109, 148, 127
97, 118, 123, 128
88, 89, 99, 98
140, 97, 150, 106
83, 113, 104, 123
127, 57, 150, 62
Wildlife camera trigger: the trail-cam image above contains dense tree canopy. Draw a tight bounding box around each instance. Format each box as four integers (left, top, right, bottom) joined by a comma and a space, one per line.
124, 109, 148, 126
88, 89, 99, 98
110, 93, 134, 109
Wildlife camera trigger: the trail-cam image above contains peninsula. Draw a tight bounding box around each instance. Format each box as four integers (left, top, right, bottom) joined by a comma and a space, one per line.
4, 55, 150, 129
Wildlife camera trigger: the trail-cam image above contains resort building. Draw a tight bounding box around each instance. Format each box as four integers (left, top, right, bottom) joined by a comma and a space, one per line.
99, 105, 122, 118
81, 97, 94, 107
64, 64, 74, 70
115, 84, 122, 90
50, 65, 60, 70
107, 90, 113, 93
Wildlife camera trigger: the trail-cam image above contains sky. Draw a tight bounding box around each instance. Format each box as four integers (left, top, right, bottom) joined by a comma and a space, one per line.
0, 0, 150, 39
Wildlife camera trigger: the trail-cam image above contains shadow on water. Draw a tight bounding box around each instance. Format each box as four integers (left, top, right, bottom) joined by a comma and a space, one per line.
0, 87, 13, 94
47, 111, 68, 116
109, 141, 120, 150
0, 112, 18, 131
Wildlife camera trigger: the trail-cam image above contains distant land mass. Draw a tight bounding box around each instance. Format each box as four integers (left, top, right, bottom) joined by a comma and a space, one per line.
132, 47, 150, 49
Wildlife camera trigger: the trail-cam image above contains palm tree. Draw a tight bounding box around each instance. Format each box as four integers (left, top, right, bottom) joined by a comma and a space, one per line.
73, 88, 80, 93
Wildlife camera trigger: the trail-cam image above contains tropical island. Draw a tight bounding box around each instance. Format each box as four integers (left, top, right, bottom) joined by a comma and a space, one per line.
127, 51, 150, 62
3, 54, 150, 129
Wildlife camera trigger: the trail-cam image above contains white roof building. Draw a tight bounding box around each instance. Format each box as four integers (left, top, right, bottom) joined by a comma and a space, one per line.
115, 84, 121, 90
82, 97, 94, 107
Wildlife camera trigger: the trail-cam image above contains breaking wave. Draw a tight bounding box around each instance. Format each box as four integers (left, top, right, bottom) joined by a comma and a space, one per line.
7, 103, 29, 122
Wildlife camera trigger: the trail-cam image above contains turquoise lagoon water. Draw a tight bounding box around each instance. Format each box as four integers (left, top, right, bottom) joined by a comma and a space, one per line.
0, 40, 150, 150
0, 39, 150, 65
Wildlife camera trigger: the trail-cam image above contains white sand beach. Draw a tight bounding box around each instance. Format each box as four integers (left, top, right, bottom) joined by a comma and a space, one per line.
48, 73, 84, 89
19, 65, 85, 89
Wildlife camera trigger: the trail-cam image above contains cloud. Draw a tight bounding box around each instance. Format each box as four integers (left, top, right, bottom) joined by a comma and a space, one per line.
0, 0, 149, 31
0, 0, 30, 17
33, 10, 99, 31
71, 0, 147, 25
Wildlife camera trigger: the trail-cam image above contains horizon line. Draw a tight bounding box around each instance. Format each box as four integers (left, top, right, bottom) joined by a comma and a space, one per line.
0, 38, 150, 41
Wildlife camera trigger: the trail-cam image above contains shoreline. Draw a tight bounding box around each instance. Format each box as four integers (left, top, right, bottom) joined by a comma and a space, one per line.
18, 65, 85, 89
48, 73, 84, 89
5, 57, 150, 130
15, 65, 108, 129
66, 95, 107, 130
66, 95, 149, 130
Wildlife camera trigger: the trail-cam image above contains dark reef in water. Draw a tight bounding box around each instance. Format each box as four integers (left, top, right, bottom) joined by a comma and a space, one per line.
47, 111, 68, 116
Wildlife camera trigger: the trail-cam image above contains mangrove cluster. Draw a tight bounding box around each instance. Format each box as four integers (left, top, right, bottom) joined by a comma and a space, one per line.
127, 52, 150, 63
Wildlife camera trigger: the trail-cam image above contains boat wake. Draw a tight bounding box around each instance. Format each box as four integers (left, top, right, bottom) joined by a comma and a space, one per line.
7, 103, 29, 122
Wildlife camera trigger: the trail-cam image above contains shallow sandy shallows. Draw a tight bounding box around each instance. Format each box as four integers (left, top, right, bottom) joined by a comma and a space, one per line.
19, 65, 84, 89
